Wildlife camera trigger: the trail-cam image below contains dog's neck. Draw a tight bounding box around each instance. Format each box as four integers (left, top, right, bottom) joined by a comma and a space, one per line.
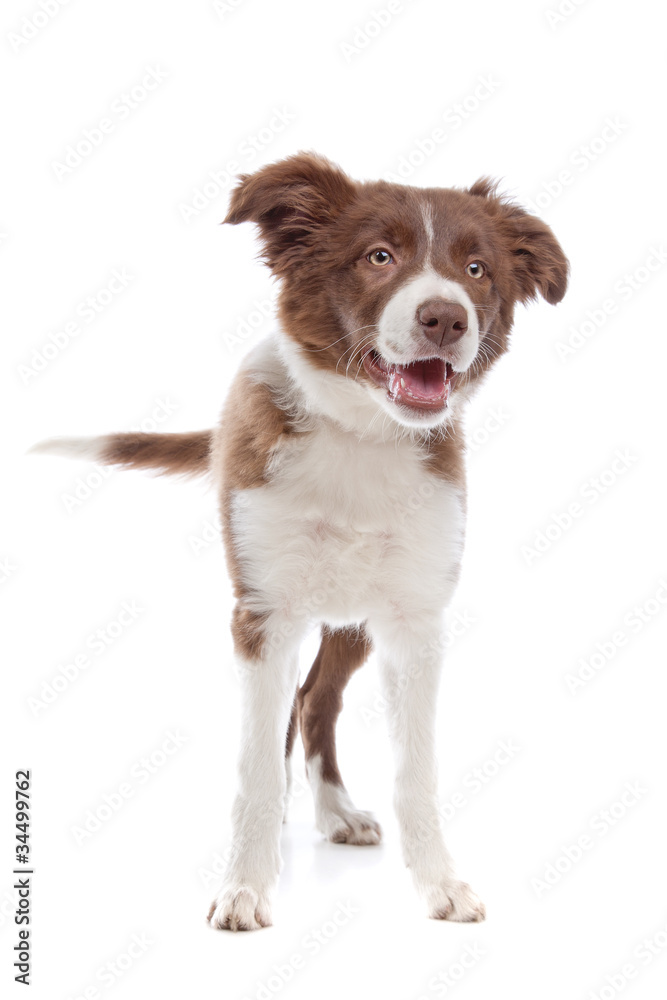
260, 328, 466, 446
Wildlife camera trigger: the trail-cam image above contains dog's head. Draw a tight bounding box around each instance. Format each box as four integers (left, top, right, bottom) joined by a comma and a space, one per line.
225, 153, 568, 430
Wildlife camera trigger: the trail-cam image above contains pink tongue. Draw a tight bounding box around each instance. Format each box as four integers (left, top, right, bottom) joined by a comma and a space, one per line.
391, 358, 447, 401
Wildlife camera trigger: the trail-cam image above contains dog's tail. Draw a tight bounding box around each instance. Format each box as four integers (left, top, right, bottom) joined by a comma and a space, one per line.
30, 430, 213, 478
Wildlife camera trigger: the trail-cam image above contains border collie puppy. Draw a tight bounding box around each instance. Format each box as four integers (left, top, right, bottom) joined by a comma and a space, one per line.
35, 153, 568, 930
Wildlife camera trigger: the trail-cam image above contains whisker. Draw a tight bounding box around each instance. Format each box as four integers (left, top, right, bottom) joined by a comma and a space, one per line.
345, 344, 373, 377
307, 324, 379, 354
335, 337, 373, 376
344, 337, 378, 378
334, 331, 379, 375
359, 406, 384, 443
351, 345, 377, 382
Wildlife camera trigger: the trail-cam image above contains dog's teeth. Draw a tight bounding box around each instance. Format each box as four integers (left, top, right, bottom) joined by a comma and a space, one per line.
400, 378, 406, 388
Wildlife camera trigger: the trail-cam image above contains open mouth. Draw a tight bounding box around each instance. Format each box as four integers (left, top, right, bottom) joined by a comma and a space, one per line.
362, 350, 457, 412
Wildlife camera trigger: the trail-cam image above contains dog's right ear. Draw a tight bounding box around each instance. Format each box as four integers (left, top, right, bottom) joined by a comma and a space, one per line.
224, 152, 356, 273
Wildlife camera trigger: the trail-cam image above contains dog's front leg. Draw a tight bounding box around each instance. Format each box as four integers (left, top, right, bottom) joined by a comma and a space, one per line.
374, 618, 486, 923
208, 627, 300, 931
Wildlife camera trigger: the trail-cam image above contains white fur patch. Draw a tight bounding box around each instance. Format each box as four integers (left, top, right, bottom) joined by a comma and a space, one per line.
276, 333, 384, 437
307, 754, 381, 845
420, 202, 435, 255
28, 436, 106, 461
376, 269, 480, 372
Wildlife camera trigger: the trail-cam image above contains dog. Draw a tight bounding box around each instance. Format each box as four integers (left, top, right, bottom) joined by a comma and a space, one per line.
34, 152, 568, 930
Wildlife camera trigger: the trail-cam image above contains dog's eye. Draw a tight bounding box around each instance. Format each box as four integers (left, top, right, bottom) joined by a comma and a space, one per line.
465, 261, 485, 279
367, 249, 393, 266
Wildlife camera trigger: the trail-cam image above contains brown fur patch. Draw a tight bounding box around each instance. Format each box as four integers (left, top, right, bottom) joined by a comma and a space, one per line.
298, 625, 371, 785
285, 691, 298, 760
100, 431, 211, 476
215, 373, 294, 493
214, 371, 295, 659
230, 605, 270, 661
422, 418, 467, 495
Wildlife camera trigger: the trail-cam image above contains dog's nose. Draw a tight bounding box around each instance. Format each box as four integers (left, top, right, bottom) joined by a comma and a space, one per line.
417, 298, 468, 348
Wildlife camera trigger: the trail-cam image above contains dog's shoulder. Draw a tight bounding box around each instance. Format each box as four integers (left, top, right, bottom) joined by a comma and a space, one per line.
212, 336, 299, 491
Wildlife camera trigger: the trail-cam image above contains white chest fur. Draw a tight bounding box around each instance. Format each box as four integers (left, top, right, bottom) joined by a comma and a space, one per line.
229, 396, 465, 631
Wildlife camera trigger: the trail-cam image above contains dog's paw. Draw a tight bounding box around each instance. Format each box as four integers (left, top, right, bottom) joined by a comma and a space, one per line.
427, 880, 486, 923
207, 886, 272, 932
320, 806, 382, 846
312, 775, 382, 845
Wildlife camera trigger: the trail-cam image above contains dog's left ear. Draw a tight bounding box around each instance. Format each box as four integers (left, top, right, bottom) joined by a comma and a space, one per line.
224, 152, 356, 273
469, 179, 569, 305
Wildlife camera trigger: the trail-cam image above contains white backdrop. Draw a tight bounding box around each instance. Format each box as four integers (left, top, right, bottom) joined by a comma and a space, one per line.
3, 1, 666, 998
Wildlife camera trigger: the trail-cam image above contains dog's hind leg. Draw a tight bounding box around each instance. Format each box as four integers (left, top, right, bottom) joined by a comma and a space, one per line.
283, 691, 299, 821
298, 625, 381, 846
